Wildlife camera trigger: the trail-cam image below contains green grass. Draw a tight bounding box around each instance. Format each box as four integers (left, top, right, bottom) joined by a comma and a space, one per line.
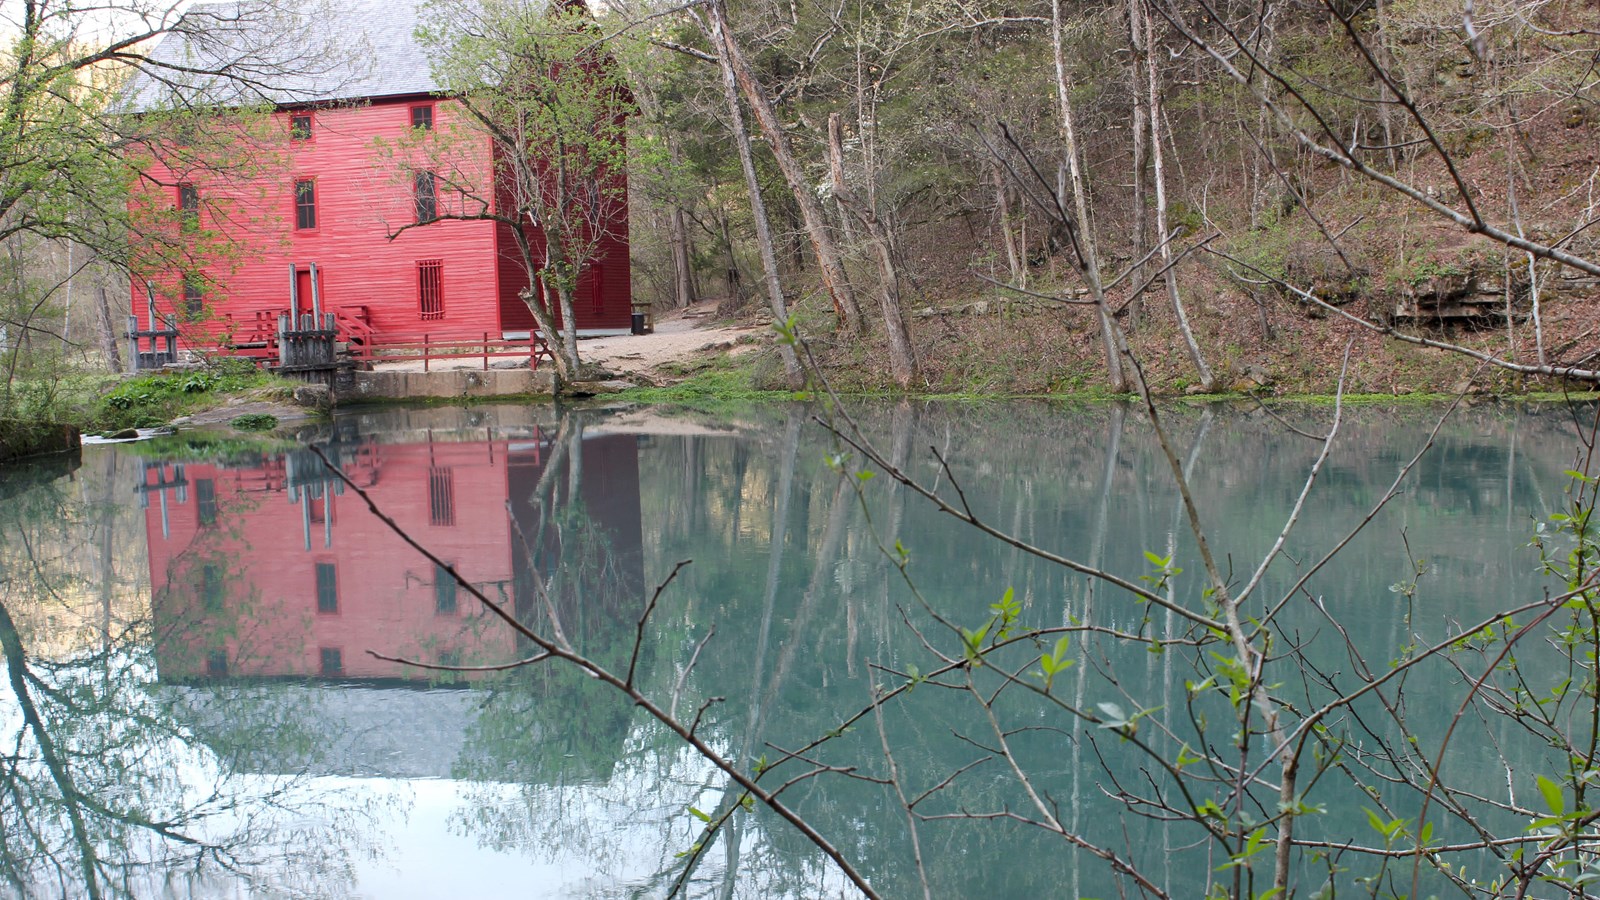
92, 364, 294, 429
615, 368, 799, 406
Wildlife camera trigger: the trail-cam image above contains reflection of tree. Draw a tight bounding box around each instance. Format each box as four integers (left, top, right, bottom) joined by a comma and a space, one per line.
0, 460, 379, 898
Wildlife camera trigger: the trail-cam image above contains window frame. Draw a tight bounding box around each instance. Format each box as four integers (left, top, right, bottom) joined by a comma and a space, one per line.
413, 169, 438, 224
410, 103, 434, 131
315, 561, 339, 614
318, 647, 343, 677
289, 112, 314, 142
182, 274, 204, 318
293, 177, 318, 231
435, 561, 458, 615
177, 182, 199, 231
195, 477, 217, 525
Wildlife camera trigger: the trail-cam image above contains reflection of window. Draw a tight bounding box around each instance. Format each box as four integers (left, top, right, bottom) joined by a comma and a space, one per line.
417, 259, 443, 320
294, 178, 317, 230
428, 467, 455, 526
308, 497, 326, 523
200, 563, 224, 611
290, 113, 313, 141
315, 562, 338, 613
410, 104, 433, 130
206, 650, 228, 676
319, 647, 343, 676
413, 170, 438, 223
435, 562, 458, 614
196, 478, 217, 525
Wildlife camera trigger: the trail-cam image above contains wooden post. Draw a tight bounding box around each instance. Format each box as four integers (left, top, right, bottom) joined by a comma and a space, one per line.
310, 262, 322, 323
126, 315, 139, 370
288, 263, 299, 314
424, 333, 431, 373
145, 281, 157, 331
483, 331, 489, 371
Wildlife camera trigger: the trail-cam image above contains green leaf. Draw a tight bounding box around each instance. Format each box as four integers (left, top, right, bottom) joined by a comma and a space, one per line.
689, 806, 712, 823
1538, 775, 1567, 816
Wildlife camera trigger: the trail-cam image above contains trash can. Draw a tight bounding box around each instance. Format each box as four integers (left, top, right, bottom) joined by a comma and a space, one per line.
631, 312, 648, 335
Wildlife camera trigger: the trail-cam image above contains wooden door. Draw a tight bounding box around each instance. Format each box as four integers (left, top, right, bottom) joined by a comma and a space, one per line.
294, 269, 314, 317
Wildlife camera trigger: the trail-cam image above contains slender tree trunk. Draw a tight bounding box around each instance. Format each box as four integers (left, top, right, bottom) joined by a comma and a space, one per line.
704, 0, 864, 335
95, 283, 122, 373
665, 141, 698, 309
993, 162, 1025, 288
1126, 0, 1150, 326
1051, 0, 1127, 392
827, 113, 919, 389
1144, 1, 1215, 390
709, 18, 805, 388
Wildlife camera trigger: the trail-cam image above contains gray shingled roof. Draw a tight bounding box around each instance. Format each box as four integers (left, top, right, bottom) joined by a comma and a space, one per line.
122, 0, 445, 112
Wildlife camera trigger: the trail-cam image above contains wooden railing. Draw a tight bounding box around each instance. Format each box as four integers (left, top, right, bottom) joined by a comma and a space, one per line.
350, 331, 555, 371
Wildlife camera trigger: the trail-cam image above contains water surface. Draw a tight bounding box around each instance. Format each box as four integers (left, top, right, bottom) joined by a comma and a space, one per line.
0, 399, 1590, 898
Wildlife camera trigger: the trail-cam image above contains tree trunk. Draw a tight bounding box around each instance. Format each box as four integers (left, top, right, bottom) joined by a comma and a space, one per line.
705, 0, 864, 335
667, 204, 697, 309
1144, 1, 1215, 390
826, 113, 919, 389
709, 15, 805, 389
993, 162, 1024, 288
1051, 0, 1127, 392
95, 283, 122, 373
1126, 0, 1150, 326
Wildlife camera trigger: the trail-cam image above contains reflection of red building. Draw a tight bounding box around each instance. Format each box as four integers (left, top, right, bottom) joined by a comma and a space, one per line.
143, 428, 644, 683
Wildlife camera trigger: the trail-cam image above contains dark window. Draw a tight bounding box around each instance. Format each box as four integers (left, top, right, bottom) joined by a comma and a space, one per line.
290, 113, 313, 141
428, 467, 455, 526
177, 183, 199, 230
315, 562, 338, 613
435, 562, 458, 615
413, 170, 438, 223
411, 105, 433, 130
294, 179, 317, 230
205, 650, 228, 677
308, 497, 326, 524
417, 259, 444, 320
195, 478, 217, 525
199, 564, 224, 612
183, 275, 203, 318
319, 647, 343, 676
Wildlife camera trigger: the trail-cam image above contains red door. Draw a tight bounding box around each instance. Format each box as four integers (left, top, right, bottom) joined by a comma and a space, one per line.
295, 269, 314, 317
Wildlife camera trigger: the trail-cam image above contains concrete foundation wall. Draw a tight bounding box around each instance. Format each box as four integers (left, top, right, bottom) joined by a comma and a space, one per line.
336, 369, 558, 403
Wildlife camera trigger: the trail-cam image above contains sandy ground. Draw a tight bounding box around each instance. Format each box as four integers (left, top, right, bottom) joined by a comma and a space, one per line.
369, 301, 765, 383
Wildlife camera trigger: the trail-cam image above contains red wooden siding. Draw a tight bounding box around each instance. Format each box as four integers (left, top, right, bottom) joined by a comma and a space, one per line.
142, 430, 645, 683
133, 95, 631, 348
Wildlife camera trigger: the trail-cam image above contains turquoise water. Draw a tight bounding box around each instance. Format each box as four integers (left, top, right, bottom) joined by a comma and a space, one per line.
0, 400, 1590, 898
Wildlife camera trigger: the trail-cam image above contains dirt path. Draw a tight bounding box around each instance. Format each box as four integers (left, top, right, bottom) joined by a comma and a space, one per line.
369, 301, 764, 384
581, 301, 768, 383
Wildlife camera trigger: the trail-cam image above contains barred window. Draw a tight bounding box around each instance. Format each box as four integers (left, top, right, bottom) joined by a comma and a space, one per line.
418, 260, 444, 320
428, 467, 455, 526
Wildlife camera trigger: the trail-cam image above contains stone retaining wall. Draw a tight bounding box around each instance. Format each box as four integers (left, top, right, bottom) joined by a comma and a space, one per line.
333, 369, 559, 404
